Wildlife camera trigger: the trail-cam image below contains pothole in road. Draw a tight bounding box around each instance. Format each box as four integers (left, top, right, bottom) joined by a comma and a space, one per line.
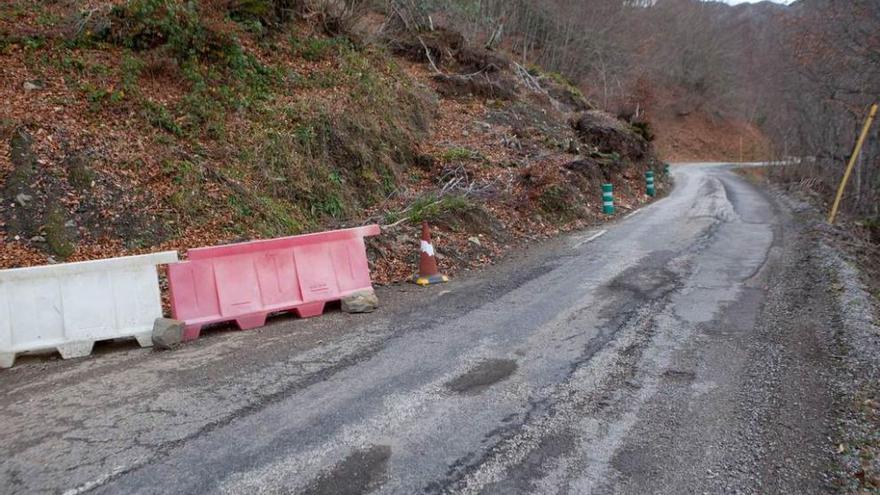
662, 369, 696, 383
302, 444, 391, 495
603, 264, 679, 303
445, 358, 518, 395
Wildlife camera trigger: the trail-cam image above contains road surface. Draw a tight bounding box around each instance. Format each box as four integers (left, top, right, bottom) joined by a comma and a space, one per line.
0, 163, 862, 494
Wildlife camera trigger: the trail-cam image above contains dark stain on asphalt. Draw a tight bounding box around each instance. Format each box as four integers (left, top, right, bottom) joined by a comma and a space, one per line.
302, 444, 391, 495
603, 264, 679, 303
662, 369, 697, 383
481, 432, 577, 494
612, 446, 659, 479
446, 359, 518, 395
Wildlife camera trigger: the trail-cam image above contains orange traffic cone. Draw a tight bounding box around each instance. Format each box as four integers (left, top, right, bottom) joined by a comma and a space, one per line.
413, 221, 449, 286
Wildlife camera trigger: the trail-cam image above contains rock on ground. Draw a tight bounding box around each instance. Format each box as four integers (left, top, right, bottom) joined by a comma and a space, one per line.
341, 290, 379, 314
151, 318, 184, 350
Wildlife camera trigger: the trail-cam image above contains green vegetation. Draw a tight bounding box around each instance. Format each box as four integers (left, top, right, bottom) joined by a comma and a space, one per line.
8, 130, 36, 187
79, 82, 125, 111
630, 121, 655, 142
103, 0, 234, 61
120, 54, 144, 94
441, 147, 479, 162
72, 0, 280, 136
385, 194, 475, 225
544, 70, 574, 87
143, 100, 183, 136
539, 185, 579, 221
3, 0, 433, 242
292, 36, 349, 62
593, 150, 622, 163
45, 209, 75, 259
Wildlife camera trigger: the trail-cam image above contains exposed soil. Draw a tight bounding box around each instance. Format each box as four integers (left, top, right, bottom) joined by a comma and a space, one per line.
652, 111, 772, 162
0, 1, 667, 286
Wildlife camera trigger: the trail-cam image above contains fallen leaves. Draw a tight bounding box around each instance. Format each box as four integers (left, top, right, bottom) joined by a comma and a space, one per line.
0, 3, 665, 286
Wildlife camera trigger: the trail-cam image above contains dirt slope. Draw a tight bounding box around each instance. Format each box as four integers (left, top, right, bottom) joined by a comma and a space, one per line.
652, 111, 772, 163
0, 1, 666, 283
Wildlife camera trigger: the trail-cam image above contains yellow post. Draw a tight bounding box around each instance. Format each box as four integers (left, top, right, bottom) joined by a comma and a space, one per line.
828, 103, 878, 225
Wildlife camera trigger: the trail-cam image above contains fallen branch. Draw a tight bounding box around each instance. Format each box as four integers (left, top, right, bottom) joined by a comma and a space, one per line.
513, 62, 545, 93
418, 35, 442, 75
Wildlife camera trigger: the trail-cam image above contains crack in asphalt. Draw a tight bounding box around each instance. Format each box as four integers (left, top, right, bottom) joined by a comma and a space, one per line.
95, 169, 728, 494
4, 164, 861, 495
421, 246, 695, 494
68, 233, 588, 493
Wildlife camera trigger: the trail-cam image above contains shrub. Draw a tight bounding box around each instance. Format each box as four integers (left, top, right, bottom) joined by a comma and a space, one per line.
293, 36, 348, 61
404, 194, 473, 223
104, 0, 237, 63
441, 147, 478, 162
630, 120, 655, 142
228, 0, 300, 27
539, 185, 580, 221
143, 100, 183, 136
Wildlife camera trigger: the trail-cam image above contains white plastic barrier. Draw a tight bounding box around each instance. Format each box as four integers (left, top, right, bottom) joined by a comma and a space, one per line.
0, 251, 178, 368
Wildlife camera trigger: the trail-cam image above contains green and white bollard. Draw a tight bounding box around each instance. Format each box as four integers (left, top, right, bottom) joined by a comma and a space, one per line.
664, 163, 671, 176
646, 171, 656, 197
602, 183, 615, 214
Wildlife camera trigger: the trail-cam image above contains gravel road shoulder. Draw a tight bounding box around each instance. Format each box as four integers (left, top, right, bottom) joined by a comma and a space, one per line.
771, 188, 880, 493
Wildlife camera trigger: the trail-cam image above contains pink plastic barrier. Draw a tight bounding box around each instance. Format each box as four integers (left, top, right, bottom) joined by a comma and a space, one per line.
167, 225, 380, 341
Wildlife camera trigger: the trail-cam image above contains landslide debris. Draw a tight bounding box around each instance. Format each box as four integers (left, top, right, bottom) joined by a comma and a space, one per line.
0, 1, 666, 283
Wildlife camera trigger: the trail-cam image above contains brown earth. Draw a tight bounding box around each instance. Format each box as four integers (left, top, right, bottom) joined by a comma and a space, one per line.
652, 111, 772, 163
0, 1, 666, 287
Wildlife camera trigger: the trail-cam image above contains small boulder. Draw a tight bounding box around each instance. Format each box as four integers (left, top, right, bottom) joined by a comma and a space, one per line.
341, 290, 379, 314
152, 318, 184, 350
15, 193, 32, 207
22, 80, 43, 91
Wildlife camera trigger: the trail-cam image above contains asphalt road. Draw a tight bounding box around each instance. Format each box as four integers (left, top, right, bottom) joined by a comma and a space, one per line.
1, 163, 855, 494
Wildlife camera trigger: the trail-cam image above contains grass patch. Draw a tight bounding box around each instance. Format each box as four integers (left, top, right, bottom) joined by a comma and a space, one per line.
143, 100, 183, 136
45, 0, 435, 243
386, 194, 475, 225
79, 82, 125, 111
88, 0, 280, 138
162, 159, 212, 223
254, 195, 306, 236
441, 147, 479, 162
235, 124, 351, 224
121, 54, 145, 94
292, 36, 349, 62
539, 185, 580, 221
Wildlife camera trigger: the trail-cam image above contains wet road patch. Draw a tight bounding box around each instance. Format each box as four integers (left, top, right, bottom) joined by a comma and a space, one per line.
445, 359, 518, 395
302, 445, 391, 495
662, 369, 696, 383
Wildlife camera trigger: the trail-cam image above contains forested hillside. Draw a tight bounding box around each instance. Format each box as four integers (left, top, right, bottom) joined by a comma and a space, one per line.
413, 0, 878, 235
1, 0, 877, 273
